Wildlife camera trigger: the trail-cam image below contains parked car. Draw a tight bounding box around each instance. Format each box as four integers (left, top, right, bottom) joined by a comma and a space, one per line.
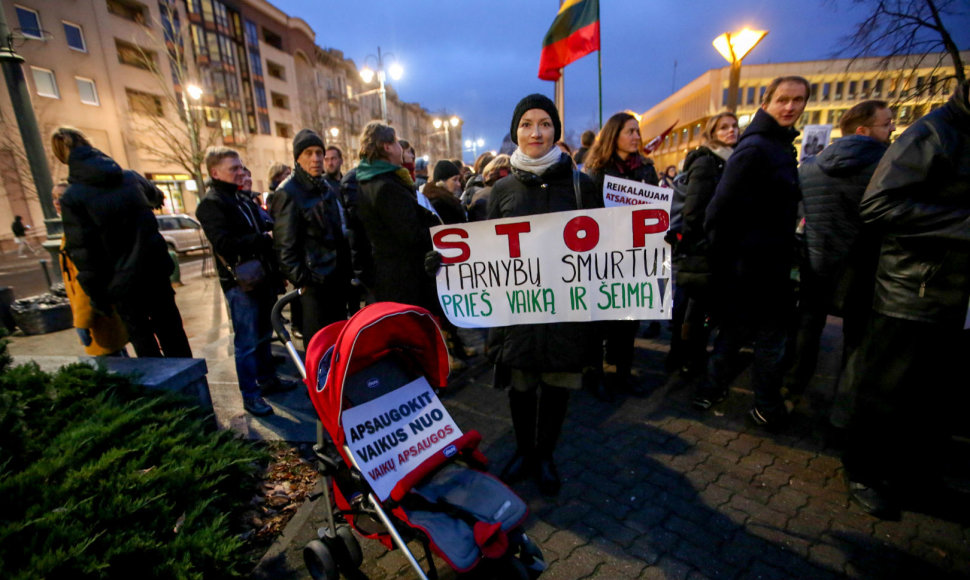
156, 214, 208, 254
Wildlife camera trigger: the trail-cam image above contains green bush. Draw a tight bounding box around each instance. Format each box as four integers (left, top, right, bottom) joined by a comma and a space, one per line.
0, 338, 269, 579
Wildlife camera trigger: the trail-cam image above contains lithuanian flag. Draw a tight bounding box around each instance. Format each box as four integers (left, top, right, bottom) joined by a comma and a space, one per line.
538, 0, 600, 81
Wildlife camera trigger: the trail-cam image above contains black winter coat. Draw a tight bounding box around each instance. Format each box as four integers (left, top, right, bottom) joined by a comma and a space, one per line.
340, 168, 375, 289
357, 170, 442, 313
587, 154, 659, 198
486, 154, 602, 373
680, 147, 727, 252
860, 81, 970, 327
197, 179, 277, 292
60, 145, 172, 309
272, 166, 351, 289
704, 108, 800, 316
423, 183, 468, 225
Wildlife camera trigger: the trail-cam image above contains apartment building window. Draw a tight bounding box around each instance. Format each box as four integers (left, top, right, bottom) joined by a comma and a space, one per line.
276, 122, 292, 139
127, 88, 163, 116
270, 91, 289, 109
829, 109, 846, 125
821, 82, 831, 101
213, 0, 229, 29
15, 6, 43, 39
249, 49, 262, 76
810, 83, 819, 102
266, 60, 285, 81
30, 67, 59, 98
834, 81, 844, 100
76, 77, 99, 105
861, 79, 871, 98
810, 110, 821, 124
219, 35, 235, 66
259, 114, 270, 134
244, 19, 258, 46
263, 28, 283, 50
116, 39, 155, 70
254, 85, 267, 109
746, 86, 755, 105
758, 86, 766, 103
106, 0, 147, 24
848, 81, 857, 99
62, 21, 86, 52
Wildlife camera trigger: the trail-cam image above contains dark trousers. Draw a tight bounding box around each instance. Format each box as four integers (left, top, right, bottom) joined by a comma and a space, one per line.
705, 313, 788, 414
301, 278, 349, 349
604, 320, 640, 375
116, 281, 192, 358
225, 284, 276, 397
842, 313, 969, 488
669, 283, 711, 372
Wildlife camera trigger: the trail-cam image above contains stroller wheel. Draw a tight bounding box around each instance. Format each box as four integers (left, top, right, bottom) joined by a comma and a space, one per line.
303, 539, 338, 580
335, 524, 363, 569
517, 533, 547, 578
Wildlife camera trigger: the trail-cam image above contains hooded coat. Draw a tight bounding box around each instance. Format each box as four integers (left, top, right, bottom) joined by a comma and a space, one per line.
704, 108, 801, 317
860, 81, 970, 327
59, 145, 172, 310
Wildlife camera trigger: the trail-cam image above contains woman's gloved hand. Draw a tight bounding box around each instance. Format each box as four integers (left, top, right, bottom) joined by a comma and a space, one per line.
424, 250, 443, 277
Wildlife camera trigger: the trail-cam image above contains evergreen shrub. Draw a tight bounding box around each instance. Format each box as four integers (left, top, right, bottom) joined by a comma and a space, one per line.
0, 338, 269, 579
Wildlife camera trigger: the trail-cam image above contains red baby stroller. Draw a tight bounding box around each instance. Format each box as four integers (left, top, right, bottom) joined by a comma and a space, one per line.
271, 292, 545, 579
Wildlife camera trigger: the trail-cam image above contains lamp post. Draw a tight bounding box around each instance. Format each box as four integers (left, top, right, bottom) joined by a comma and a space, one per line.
433, 115, 460, 158
359, 47, 403, 123
181, 83, 204, 199
464, 137, 485, 162
712, 28, 768, 113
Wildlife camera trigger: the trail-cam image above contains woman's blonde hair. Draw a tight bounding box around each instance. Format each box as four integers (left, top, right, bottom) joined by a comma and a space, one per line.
50, 127, 92, 164
702, 112, 739, 148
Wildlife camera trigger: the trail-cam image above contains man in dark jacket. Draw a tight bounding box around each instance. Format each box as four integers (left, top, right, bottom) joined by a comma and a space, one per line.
841, 81, 970, 519
197, 146, 291, 417
694, 76, 809, 429
783, 100, 893, 430
273, 129, 351, 346
57, 137, 191, 359
323, 146, 343, 194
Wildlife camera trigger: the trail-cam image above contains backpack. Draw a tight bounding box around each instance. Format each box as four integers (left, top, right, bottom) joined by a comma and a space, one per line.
667, 171, 690, 236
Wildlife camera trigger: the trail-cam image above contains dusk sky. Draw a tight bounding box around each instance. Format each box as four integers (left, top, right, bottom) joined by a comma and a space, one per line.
276, 0, 970, 163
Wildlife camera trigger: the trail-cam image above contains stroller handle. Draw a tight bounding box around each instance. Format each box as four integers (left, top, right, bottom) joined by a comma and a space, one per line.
271, 288, 302, 344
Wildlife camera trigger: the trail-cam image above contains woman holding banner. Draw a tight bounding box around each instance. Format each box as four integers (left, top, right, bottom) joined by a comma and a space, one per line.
584, 112, 660, 400
487, 94, 601, 496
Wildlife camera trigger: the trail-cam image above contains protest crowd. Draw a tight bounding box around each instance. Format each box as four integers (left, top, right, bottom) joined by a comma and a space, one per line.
49, 75, 970, 523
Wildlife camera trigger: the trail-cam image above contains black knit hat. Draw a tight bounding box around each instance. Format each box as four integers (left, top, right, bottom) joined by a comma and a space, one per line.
510, 93, 561, 145
293, 129, 325, 162
432, 160, 461, 183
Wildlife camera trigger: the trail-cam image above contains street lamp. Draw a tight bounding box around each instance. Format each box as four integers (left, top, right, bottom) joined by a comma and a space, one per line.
712, 28, 768, 113
359, 46, 402, 123
433, 115, 460, 157
464, 137, 485, 161
329, 127, 340, 140
181, 83, 204, 198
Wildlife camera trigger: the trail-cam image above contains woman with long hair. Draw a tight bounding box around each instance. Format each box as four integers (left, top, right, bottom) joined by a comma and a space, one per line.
488, 94, 601, 495
583, 112, 659, 399
670, 112, 741, 402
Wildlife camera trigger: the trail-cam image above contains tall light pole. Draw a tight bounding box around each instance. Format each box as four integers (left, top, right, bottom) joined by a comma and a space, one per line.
712, 28, 768, 113
464, 137, 485, 162
433, 115, 460, 158
359, 47, 403, 123
181, 83, 204, 199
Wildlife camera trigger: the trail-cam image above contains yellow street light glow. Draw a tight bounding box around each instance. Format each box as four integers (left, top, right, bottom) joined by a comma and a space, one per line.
359, 66, 375, 83
433, 118, 443, 129
388, 62, 403, 81
712, 28, 768, 63
329, 127, 339, 138
449, 116, 459, 127
186, 84, 203, 100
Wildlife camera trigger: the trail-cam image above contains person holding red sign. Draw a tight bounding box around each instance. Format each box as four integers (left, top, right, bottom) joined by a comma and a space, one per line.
487, 94, 602, 496
584, 112, 660, 400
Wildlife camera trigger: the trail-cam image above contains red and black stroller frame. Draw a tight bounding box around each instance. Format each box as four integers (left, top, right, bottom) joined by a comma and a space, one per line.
271, 291, 546, 579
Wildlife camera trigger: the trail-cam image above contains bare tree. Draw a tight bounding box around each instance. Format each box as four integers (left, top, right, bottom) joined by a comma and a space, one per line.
837, 0, 967, 97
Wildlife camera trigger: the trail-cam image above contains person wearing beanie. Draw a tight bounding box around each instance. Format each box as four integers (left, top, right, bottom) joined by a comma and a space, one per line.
487, 93, 601, 496
423, 160, 466, 225
273, 128, 352, 347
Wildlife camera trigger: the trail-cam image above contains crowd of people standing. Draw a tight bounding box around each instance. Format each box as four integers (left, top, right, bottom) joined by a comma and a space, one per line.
45, 76, 969, 516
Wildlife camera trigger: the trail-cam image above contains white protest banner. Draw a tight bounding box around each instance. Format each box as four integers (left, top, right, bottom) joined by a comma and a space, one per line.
800, 124, 832, 162
342, 376, 462, 501
431, 204, 672, 328
602, 175, 673, 213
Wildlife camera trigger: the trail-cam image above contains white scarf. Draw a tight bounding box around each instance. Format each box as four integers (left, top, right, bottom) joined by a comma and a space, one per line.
510, 146, 563, 176
709, 144, 734, 161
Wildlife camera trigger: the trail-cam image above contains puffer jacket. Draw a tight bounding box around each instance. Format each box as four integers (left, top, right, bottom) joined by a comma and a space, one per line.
273, 165, 351, 288
801, 135, 887, 278
486, 153, 602, 373
59, 237, 129, 355
860, 80, 970, 327
704, 108, 801, 316
679, 146, 728, 252
59, 145, 172, 310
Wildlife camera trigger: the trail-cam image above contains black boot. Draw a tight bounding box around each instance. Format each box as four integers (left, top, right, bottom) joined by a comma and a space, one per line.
500, 389, 537, 484
536, 386, 569, 495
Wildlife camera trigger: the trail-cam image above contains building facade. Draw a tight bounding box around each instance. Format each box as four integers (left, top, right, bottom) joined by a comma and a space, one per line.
0, 0, 453, 246
639, 52, 970, 172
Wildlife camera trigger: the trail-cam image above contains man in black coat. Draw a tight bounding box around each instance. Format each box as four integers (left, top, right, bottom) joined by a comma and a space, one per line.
197, 146, 291, 417
842, 81, 970, 519
783, 100, 893, 430
693, 76, 809, 429
273, 130, 352, 346
58, 139, 191, 358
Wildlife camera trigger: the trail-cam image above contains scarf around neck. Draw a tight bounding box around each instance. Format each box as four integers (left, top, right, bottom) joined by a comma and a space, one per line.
356, 158, 415, 188
510, 146, 562, 177
708, 144, 734, 161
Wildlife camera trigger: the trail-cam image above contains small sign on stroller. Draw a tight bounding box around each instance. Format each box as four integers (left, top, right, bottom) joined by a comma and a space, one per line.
342, 376, 462, 501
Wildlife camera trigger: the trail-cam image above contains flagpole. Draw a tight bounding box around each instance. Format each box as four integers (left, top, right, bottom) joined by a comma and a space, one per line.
597, 43, 603, 129
555, 72, 565, 136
